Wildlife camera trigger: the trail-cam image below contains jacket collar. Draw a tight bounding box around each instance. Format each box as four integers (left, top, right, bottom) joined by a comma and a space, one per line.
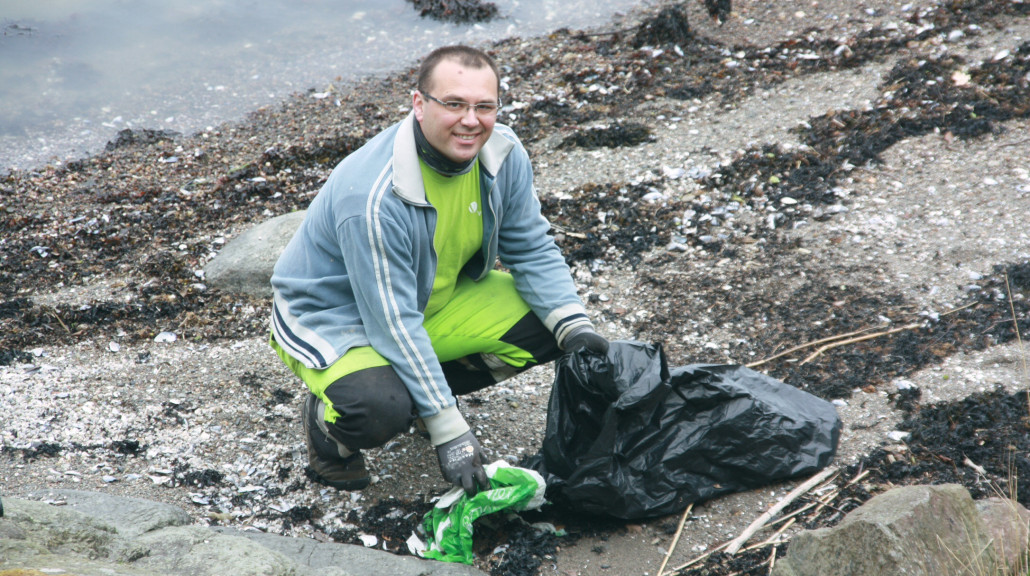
392, 112, 515, 205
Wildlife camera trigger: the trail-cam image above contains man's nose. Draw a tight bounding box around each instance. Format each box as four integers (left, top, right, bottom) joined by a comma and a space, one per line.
459, 107, 480, 125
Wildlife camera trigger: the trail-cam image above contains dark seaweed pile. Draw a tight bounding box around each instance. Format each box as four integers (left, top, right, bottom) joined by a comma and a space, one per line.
871, 388, 1030, 504
703, 0, 732, 23
406, 0, 499, 23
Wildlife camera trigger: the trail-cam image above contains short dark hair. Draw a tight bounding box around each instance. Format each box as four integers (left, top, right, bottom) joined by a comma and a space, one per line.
416, 45, 500, 95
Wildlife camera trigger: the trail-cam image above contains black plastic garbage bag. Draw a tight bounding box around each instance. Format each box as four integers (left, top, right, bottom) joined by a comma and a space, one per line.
532, 341, 841, 519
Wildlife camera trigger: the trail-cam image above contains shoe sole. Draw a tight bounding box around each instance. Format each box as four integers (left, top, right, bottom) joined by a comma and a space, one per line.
307, 467, 371, 491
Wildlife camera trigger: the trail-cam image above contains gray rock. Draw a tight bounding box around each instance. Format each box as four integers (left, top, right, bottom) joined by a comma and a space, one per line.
773, 484, 1022, 576
1, 496, 159, 576
1, 490, 486, 576
211, 527, 487, 575
24, 488, 192, 538
205, 210, 305, 297
130, 525, 300, 575
976, 497, 1030, 572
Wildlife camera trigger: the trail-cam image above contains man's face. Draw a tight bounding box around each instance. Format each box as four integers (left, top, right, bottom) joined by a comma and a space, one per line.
413, 58, 499, 164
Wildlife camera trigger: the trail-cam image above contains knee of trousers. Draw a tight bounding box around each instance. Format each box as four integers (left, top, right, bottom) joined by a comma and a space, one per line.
321, 366, 414, 450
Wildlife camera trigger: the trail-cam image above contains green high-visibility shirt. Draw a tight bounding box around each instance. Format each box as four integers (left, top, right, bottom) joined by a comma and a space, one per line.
420, 160, 484, 318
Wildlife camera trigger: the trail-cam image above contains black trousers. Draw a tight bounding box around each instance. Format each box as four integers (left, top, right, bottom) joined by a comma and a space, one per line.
319, 311, 561, 450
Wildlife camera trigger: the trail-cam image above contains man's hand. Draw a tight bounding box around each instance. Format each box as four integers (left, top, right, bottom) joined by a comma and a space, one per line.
563, 326, 609, 354
436, 430, 489, 495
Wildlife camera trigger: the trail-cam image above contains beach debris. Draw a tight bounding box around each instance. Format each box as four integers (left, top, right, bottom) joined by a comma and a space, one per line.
406, 0, 498, 23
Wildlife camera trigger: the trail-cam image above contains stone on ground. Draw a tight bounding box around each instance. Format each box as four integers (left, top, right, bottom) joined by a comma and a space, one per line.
204, 210, 305, 297
0, 489, 485, 576
772, 484, 1029, 576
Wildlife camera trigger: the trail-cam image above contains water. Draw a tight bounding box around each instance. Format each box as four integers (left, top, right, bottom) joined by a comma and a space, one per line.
0, 0, 644, 172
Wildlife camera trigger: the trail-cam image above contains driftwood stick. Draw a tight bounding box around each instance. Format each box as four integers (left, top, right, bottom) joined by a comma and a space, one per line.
769, 470, 858, 536
46, 307, 71, 333
549, 223, 587, 239
742, 302, 977, 370
743, 517, 795, 552
761, 500, 816, 530
801, 489, 843, 525
766, 517, 796, 546
746, 327, 878, 368
964, 457, 988, 476
766, 480, 840, 529
847, 469, 870, 486
740, 489, 847, 555
766, 487, 840, 532
999, 137, 1030, 148
724, 466, 840, 555
669, 541, 731, 574
940, 302, 978, 317
771, 500, 817, 525
799, 323, 922, 365
657, 503, 694, 576
670, 468, 860, 573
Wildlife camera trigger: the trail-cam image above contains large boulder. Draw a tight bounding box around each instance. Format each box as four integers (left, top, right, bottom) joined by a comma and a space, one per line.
0, 489, 486, 576
204, 210, 305, 297
773, 484, 1029, 576
977, 496, 1030, 571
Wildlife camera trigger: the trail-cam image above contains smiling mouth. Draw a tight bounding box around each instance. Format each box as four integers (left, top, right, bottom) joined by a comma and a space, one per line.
454, 133, 479, 141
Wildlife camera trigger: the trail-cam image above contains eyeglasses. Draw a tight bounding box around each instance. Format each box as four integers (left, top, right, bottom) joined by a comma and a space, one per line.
422, 93, 502, 118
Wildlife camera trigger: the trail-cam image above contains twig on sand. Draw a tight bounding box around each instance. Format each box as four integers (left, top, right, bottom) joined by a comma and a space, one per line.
724, 466, 840, 555
549, 223, 587, 239
963, 456, 988, 476
998, 137, 1030, 148
848, 468, 870, 486
669, 458, 869, 573
746, 327, 879, 368
751, 468, 868, 538
940, 302, 978, 317
669, 541, 731, 574
746, 302, 984, 369
744, 517, 795, 552
800, 323, 922, 365
657, 503, 694, 576
46, 307, 71, 334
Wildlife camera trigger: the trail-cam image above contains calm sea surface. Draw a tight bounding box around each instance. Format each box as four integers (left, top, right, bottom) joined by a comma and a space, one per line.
0, 0, 644, 171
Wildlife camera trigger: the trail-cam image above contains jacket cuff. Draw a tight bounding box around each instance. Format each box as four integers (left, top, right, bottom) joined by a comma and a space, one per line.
423, 405, 470, 446
550, 311, 594, 349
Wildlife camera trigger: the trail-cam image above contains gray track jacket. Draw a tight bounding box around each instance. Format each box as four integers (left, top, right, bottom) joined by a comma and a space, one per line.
270, 113, 590, 429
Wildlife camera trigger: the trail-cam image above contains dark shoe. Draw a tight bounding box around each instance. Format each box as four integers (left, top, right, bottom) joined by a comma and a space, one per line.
307, 451, 371, 491
302, 394, 371, 491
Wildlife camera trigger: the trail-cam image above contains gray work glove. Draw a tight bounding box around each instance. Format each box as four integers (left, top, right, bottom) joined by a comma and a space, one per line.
563, 326, 610, 354
436, 430, 489, 495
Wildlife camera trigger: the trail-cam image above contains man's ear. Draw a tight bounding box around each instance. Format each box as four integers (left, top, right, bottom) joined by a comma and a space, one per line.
413, 91, 426, 122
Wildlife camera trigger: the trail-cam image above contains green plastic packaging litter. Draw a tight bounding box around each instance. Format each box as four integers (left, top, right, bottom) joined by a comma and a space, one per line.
421, 461, 547, 564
